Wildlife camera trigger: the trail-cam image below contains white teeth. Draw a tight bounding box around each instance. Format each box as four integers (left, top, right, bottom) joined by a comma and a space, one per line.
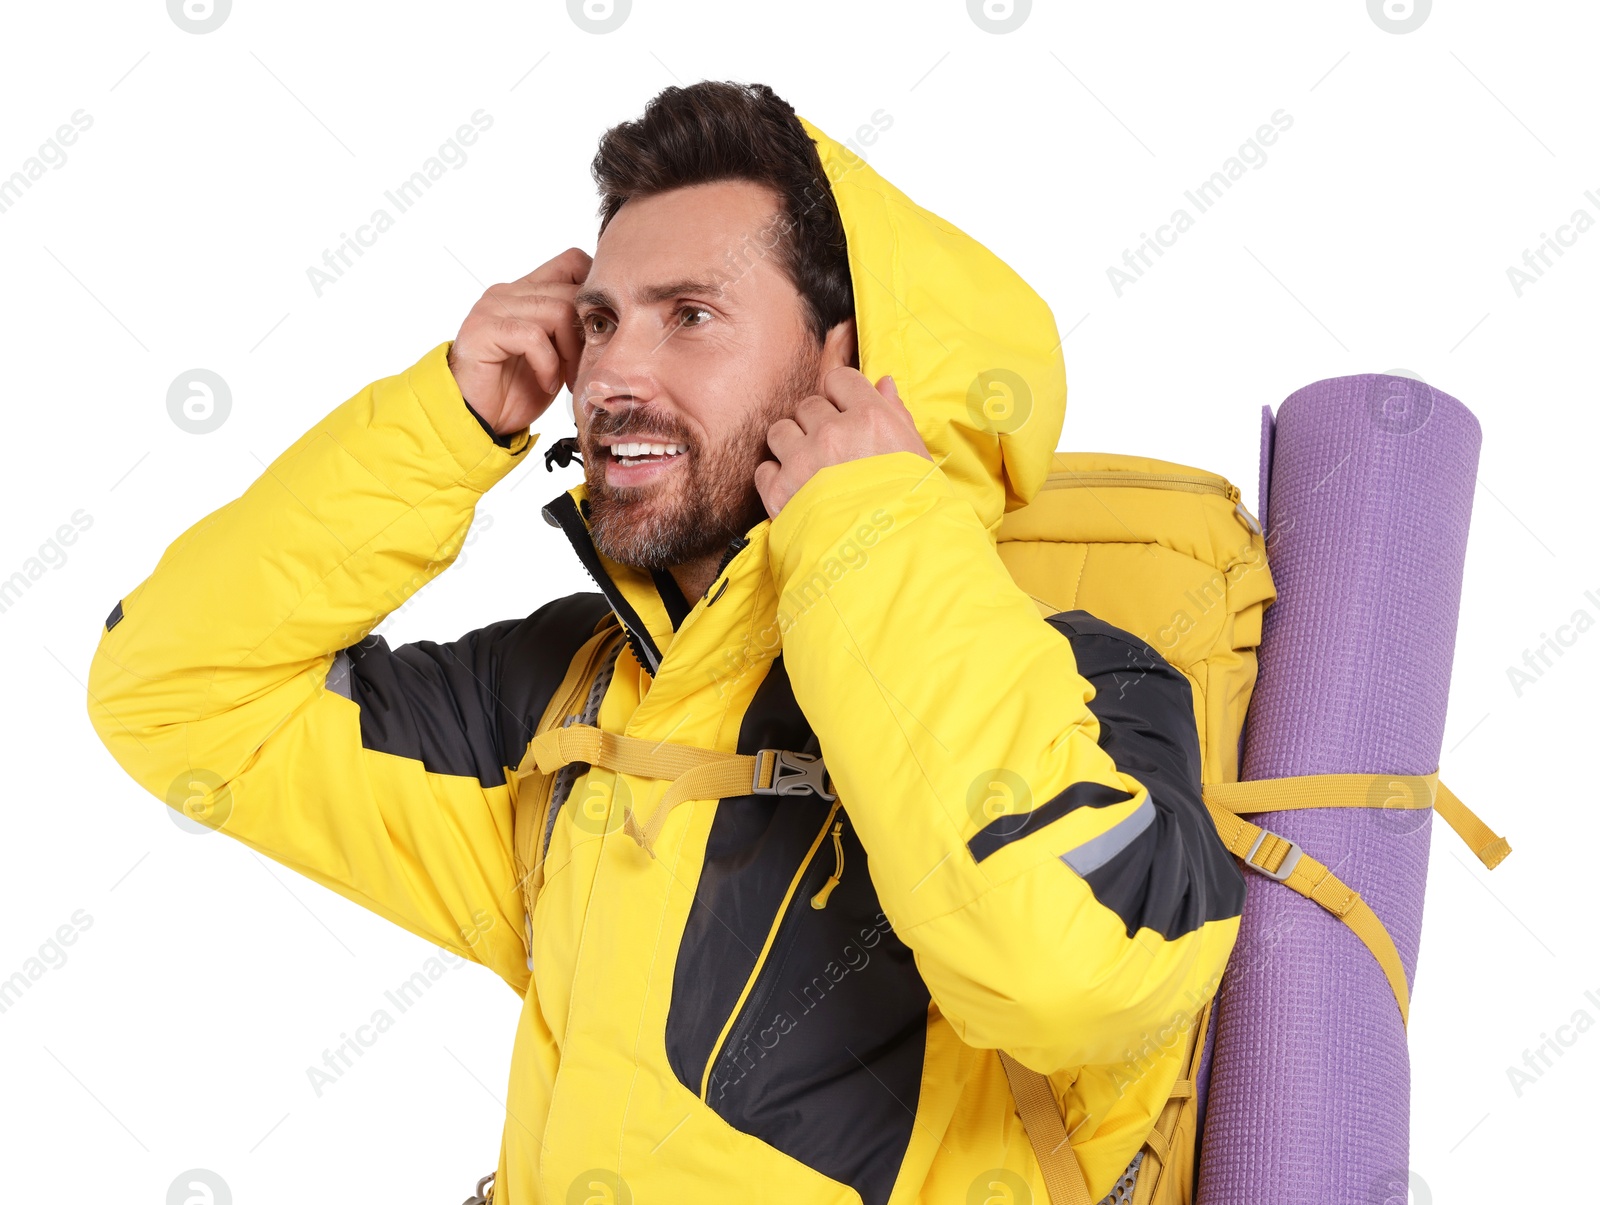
611, 441, 687, 458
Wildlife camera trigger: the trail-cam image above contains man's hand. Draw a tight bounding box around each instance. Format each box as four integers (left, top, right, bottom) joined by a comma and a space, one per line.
755, 368, 933, 517
447, 246, 592, 437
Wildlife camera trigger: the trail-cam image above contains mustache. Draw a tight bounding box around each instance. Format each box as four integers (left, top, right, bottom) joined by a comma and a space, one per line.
582, 406, 692, 445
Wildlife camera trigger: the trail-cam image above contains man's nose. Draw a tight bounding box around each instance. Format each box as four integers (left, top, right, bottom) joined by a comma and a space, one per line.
579, 314, 664, 412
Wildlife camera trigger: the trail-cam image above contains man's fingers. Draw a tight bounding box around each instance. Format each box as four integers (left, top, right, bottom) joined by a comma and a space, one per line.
483, 278, 578, 315
765, 416, 804, 460
791, 393, 838, 436
476, 288, 583, 392
821, 365, 877, 410
753, 459, 780, 511
753, 458, 792, 519
449, 249, 594, 430
548, 304, 585, 393
754, 368, 932, 517
483, 315, 564, 396
517, 246, 593, 287
879, 373, 925, 440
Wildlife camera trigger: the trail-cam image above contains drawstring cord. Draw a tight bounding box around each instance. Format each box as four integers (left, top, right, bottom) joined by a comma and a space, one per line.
810, 821, 845, 909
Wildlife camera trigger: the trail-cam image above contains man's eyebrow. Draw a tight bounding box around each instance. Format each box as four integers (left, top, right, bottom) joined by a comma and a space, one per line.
572, 277, 729, 310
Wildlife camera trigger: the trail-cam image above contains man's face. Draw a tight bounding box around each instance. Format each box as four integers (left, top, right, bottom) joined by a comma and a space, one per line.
571, 179, 825, 571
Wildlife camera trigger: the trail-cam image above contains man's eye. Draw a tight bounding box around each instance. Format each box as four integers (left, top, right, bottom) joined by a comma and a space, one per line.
583, 313, 611, 337
676, 305, 711, 328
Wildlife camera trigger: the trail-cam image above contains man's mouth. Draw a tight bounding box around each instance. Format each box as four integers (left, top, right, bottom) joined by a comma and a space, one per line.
606, 439, 689, 467
596, 436, 691, 489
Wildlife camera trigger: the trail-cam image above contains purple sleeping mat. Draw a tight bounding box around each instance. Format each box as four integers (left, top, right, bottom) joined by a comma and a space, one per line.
1194, 375, 1480, 1205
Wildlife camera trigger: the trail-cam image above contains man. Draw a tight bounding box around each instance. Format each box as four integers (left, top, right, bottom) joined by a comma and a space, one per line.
88, 82, 1245, 1204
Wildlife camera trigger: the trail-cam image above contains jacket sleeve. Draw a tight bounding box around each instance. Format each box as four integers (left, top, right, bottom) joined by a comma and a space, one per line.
86, 341, 539, 991
765, 450, 1246, 1074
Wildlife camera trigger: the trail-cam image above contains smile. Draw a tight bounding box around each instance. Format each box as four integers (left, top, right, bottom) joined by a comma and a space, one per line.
608, 440, 689, 466
600, 438, 690, 488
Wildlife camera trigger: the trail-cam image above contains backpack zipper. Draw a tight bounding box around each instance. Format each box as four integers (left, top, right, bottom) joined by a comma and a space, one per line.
1038, 468, 1262, 535
697, 799, 844, 1101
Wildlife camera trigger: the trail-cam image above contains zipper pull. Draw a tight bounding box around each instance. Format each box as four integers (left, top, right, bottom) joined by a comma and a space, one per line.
811, 822, 846, 909
1224, 481, 1264, 536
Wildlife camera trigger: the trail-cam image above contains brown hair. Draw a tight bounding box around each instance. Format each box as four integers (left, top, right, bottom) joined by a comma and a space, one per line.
589, 81, 854, 346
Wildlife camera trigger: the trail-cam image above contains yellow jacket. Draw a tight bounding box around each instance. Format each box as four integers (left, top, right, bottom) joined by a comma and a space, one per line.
87, 116, 1244, 1204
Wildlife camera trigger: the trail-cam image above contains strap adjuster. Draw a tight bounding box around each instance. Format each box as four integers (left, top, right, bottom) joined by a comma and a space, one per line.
1244, 828, 1302, 882
752, 749, 836, 801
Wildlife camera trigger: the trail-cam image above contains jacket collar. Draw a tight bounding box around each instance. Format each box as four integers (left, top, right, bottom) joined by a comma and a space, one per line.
541, 481, 775, 692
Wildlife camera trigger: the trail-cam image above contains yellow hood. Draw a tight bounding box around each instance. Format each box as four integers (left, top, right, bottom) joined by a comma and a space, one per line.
796, 113, 1067, 533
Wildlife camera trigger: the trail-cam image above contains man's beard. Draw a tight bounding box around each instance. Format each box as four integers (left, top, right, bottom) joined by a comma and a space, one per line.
581, 339, 822, 571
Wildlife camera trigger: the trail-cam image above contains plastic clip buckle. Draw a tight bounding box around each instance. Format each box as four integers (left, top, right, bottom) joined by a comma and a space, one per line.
1244, 828, 1303, 882
753, 750, 836, 801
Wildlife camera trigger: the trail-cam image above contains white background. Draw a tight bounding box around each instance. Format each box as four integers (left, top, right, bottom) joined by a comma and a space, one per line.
2, 1, 1595, 1201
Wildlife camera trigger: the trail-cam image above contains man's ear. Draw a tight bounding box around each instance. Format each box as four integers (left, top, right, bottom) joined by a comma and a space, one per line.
820, 317, 858, 374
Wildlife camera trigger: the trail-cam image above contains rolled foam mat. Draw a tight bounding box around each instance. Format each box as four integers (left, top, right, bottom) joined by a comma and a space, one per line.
1194, 375, 1480, 1205
1190, 400, 1276, 1165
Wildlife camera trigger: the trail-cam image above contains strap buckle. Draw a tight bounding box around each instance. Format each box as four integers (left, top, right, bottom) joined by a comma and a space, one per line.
752, 749, 836, 801
1244, 828, 1302, 882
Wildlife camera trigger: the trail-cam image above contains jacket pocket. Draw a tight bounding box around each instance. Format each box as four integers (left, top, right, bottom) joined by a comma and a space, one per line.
697, 799, 845, 1103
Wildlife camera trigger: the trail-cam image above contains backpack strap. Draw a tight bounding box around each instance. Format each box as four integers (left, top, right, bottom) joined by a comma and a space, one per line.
1200, 771, 1511, 1025
1203, 772, 1510, 868
1433, 780, 1513, 869
1202, 798, 1416, 1022
515, 724, 834, 857
998, 985, 1213, 1205
998, 1052, 1094, 1205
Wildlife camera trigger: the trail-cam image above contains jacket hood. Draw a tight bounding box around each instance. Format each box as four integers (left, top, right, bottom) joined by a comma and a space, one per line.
795, 114, 1066, 532
546, 112, 1068, 670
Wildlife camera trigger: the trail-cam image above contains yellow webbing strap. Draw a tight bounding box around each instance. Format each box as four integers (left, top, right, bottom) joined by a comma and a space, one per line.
1202, 771, 1511, 869
1200, 771, 1513, 1025
1434, 781, 1512, 870
998, 1051, 1094, 1205
1000, 970, 1213, 1204
518, 725, 792, 857
1202, 799, 1416, 1024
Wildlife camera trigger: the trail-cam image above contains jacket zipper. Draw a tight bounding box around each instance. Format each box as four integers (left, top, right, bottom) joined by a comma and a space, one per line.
1038, 467, 1261, 535
705, 535, 751, 600
810, 822, 845, 909
697, 799, 844, 1101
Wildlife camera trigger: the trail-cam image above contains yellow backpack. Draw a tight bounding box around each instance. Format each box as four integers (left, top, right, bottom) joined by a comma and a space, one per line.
499, 450, 1511, 1205
993, 451, 1510, 1205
